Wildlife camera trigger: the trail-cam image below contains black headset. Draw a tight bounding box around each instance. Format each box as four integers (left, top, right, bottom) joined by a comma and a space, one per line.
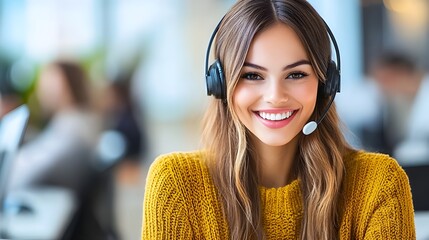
204, 18, 341, 100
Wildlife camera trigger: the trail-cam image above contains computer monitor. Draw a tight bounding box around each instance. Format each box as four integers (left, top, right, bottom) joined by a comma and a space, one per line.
0, 105, 30, 213
403, 164, 429, 211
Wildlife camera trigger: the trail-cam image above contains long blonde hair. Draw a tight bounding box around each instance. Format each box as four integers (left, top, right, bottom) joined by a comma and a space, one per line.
202, 0, 350, 239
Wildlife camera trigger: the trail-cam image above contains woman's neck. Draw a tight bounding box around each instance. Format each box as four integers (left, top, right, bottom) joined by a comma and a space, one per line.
252, 136, 299, 188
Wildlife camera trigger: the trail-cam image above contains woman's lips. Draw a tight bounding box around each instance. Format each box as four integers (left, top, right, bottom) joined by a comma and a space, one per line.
254, 110, 297, 129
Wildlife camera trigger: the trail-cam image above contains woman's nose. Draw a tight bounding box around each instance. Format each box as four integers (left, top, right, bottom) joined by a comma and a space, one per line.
264, 79, 288, 105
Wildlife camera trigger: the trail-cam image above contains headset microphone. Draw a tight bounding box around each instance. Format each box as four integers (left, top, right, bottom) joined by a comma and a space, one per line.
302, 20, 341, 136
302, 91, 337, 135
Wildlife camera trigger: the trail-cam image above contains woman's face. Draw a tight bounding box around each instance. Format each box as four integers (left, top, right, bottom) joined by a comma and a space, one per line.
232, 23, 319, 148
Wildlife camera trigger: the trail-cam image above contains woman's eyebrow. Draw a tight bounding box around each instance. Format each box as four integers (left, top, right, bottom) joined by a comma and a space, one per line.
243, 59, 311, 71
243, 62, 267, 71
283, 60, 311, 70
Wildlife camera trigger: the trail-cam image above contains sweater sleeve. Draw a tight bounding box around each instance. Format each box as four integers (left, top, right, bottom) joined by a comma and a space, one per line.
141, 154, 193, 239
363, 159, 416, 239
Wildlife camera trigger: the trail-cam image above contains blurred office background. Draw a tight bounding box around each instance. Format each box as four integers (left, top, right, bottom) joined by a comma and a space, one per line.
0, 0, 428, 239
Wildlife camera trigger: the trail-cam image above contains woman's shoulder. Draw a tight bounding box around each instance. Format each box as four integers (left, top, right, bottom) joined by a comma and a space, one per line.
342, 150, 408, 186
150, 150, 206, 169
143, 151, 228, 237
339, 151, 415, 238
344, 150, 399, 168
344, 150, 395, 164
144, 151, 220, 213
147, 150, 210, 185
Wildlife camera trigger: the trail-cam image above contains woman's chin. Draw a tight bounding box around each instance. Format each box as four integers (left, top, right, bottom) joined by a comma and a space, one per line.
253, 135, 298, 148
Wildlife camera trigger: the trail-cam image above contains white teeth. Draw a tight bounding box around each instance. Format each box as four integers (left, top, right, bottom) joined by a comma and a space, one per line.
258, 111, 294, 121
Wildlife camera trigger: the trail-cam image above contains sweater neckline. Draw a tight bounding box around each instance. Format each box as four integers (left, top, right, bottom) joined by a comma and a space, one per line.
259, 179, 300, 195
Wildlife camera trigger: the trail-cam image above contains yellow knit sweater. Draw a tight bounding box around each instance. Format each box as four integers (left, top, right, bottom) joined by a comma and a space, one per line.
141, 151, 415, 239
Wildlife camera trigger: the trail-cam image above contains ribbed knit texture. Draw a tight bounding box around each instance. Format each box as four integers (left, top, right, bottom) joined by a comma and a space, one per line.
141, 151, 415, 239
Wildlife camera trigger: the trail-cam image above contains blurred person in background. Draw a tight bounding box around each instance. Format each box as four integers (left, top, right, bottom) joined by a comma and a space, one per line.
8, 60, 101, 196
98, 71, 147, 185
0, 59, 23, 118
368, 52, 429, 165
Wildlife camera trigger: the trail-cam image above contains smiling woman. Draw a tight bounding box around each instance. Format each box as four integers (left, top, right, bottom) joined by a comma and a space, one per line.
141, 0, 415, 239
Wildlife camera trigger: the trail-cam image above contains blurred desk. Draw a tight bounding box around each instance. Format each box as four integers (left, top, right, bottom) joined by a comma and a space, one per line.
0, 187, 76, 240
416, 211, 429, 240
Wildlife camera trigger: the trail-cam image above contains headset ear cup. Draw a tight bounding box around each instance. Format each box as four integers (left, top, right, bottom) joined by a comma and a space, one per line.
324, 61, 340, 96
206, 59, 226, 99
206, 63, 216, 96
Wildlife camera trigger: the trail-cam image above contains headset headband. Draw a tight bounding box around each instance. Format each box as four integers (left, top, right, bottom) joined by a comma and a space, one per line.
205, 17, 341, 84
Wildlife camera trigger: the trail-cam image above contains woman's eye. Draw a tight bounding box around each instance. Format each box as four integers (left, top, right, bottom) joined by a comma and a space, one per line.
287, 72, 308, 79
241, 73, 262, 80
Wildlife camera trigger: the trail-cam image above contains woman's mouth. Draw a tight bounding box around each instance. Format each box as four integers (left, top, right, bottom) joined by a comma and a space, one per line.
254, 110, 297, 129
257, 110, 295, 121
